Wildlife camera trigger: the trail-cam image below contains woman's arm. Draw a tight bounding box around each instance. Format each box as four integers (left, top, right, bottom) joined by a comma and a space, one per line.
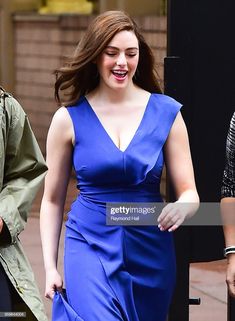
40, 107, 74, 299
158, 112, 199, 232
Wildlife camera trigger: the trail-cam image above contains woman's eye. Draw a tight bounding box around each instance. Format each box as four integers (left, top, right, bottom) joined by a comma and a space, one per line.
105, 52, 116, 56
104, 51, 137, 57
127, 53, 137, 57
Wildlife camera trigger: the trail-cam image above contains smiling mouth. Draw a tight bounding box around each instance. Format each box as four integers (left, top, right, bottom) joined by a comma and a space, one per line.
111, 70, 128, 78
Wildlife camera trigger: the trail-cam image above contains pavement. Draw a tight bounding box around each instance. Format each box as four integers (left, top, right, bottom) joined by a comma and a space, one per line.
20, 181, 229, 321
189, 260, 227, 321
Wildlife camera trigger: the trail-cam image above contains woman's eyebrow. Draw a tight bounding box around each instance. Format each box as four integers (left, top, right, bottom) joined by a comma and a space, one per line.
106, 46, 139, 50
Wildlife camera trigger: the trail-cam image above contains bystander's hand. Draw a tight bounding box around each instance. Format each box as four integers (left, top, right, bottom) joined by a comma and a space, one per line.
226, 254, 235, 298
0, 217, 3, 233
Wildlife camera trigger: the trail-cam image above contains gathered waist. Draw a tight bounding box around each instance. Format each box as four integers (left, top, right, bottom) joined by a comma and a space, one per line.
66, 192, 166, 233
77, 185, 162, 204
66, 187, 163, 227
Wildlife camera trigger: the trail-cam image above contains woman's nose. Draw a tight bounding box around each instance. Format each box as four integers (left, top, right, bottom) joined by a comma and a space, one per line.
116, 53, 127, 66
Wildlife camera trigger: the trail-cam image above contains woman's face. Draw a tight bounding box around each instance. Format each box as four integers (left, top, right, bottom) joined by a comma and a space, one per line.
96, 30, 139, 90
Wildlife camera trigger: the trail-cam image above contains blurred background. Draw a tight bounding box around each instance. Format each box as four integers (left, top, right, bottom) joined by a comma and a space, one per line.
0, 2, 170, 318
1, 1, 232, 320
0, 0, 167, 154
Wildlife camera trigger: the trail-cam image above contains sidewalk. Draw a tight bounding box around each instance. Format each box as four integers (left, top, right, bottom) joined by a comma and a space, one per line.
20, 216, 228, 321
189, 260, 227, 320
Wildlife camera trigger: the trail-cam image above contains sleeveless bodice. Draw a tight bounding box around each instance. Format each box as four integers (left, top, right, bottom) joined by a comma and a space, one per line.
67, 93, 181, 205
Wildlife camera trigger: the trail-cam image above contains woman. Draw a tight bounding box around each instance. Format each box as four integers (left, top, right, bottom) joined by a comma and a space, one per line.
221, 112, 235, 298
0, 87, 48, 321
40, 11, 199, 321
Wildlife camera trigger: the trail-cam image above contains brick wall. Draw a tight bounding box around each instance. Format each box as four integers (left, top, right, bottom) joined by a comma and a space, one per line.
14, 13, 166, 154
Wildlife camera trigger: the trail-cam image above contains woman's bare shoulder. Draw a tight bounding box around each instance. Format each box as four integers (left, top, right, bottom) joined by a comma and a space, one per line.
48, 106, 74, 143
51, 106, 72, 128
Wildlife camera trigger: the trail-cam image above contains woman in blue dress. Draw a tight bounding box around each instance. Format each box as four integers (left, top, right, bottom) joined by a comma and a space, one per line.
40, 10, 199, 321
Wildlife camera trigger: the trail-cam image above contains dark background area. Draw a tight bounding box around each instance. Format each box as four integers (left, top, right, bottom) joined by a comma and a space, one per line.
165, 1, 235, 320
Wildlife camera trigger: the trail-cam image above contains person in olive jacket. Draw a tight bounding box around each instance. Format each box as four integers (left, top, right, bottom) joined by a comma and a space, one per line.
0, 87, 48, 321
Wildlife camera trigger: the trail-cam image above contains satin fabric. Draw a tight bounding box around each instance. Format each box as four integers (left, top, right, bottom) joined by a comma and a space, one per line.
52, 292, 83, 321
55, 94, 182, 321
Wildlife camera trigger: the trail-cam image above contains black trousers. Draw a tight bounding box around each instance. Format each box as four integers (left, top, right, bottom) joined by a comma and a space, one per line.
0, 263, 36, 321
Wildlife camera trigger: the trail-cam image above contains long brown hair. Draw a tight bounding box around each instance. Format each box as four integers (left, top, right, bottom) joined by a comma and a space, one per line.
55, 10, 162, 106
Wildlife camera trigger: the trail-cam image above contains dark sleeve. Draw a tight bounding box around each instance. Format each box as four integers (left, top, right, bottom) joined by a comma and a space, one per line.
221, 112, 235, 198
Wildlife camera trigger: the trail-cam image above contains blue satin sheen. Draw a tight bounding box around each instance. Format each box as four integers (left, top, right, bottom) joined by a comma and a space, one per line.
53, 94, 182, 321
52, 292, 83, 321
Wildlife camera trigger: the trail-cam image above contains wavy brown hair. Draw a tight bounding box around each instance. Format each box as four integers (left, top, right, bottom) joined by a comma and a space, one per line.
55, 10, 162, 106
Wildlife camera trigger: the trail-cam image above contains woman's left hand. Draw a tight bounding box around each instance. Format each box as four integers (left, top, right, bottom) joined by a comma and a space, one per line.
157, 202, 195, 232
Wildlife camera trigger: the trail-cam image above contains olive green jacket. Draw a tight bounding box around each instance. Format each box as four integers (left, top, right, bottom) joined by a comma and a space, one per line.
0, 88, 48, 321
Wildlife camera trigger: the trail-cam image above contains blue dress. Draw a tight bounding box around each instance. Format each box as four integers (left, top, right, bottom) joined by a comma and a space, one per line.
55, 93, 181, 321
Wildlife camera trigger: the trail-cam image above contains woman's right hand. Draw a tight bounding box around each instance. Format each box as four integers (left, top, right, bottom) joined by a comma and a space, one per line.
45, 268, 63, 300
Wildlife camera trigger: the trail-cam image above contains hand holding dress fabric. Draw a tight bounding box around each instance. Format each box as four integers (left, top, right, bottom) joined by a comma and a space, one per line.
45, 268, 63, 300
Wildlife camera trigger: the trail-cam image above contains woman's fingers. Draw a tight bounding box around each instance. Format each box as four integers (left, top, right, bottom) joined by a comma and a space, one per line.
45, 283, 63, 300
158, 202, 187, 232
45, 269, 63, 300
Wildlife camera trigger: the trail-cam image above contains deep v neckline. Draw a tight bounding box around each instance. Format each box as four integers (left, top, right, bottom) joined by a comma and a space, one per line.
85, 94, 152, 154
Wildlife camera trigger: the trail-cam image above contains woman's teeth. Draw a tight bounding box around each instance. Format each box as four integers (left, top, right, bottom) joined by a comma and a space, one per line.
112, 71, 127, 78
